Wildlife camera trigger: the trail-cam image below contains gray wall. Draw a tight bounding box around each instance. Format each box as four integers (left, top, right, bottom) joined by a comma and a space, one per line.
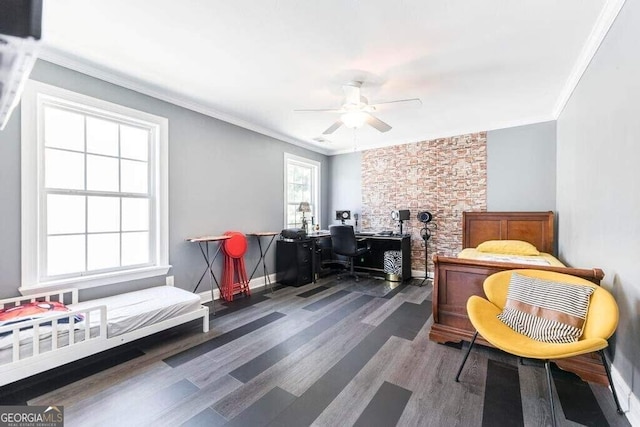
487, 121, 556, 211
328, 123, 557, 218
0, 60, 329, 300
556, 0, 640, 404
327, 152, 362, 228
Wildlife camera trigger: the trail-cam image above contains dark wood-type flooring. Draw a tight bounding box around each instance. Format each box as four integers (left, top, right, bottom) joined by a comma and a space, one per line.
0, 276, 630, 427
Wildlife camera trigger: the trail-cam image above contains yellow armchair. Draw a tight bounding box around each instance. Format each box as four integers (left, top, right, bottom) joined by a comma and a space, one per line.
454, 269, 622, 426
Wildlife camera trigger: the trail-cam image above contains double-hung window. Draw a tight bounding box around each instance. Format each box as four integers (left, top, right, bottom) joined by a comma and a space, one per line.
21, 81, 169, 292
284, 153, 320, 228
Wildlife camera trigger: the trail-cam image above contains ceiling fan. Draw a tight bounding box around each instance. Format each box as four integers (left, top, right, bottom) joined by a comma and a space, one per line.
295, 81, 422, 135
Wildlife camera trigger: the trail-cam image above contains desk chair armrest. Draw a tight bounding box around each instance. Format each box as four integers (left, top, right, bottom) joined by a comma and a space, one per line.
357, 238, 371, 251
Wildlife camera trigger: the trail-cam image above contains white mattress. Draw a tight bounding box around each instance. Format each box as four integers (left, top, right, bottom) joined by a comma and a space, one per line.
0, 286, 201, 365
68, 286, 201, 337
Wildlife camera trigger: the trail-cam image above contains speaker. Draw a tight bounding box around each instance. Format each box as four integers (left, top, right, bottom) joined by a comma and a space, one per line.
391, 209, 410, 221
335, 210, 351, 221
417, 211, 433, 223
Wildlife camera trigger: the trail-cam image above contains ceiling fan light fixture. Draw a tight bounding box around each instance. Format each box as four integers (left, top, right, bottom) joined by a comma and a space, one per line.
340, 111, 368, 129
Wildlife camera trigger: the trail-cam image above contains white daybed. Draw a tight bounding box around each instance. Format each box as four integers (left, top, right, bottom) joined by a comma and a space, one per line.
0, 286, 209, 387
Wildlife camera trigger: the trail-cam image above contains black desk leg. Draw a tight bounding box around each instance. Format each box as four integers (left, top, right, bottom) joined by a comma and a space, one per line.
249, 235, 277, 293
194, 242, 225, 315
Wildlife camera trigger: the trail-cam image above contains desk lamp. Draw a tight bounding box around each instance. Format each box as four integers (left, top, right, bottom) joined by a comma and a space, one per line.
298, 202, 311, 232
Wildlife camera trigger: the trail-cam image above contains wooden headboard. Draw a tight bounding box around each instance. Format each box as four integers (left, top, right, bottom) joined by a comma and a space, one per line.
462, 211, 555, 254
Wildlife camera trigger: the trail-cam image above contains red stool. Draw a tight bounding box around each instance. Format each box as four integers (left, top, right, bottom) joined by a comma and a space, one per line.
220, 231, 251, 301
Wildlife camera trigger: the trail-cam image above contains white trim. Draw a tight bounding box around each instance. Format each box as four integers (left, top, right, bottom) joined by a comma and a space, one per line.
552, 0, 627, 118
18, 265, 172, 295
38, 46, 331, 156
283, 153, 322, 229
611, 364, 640, 426
37, 47, 557, 157
327, 114, 554, 155
21, 80, 170, 292
411, 270, 434, 281
196, 273, 277, 303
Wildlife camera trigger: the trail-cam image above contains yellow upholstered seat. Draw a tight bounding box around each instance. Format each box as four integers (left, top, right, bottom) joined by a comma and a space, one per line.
455, 269, 622, 426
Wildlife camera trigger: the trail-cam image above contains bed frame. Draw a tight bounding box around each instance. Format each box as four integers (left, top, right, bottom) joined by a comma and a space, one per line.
429, 211, 608, 384
0, 287, 209, 387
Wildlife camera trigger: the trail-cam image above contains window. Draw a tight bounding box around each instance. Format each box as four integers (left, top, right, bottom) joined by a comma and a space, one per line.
21, 81, 169, 292
284, 153, 320, 228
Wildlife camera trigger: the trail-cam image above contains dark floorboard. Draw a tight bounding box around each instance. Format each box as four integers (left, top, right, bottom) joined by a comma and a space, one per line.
2, 276, 629, 427
230, 295, 374, 383
0, 347, 144, 405
482, 359, 524, 427
553, 368, 610, 427
353, 381, 412, 427
164, 312, 286, 368
268, 299, 432, 426
296, 286, 329, 298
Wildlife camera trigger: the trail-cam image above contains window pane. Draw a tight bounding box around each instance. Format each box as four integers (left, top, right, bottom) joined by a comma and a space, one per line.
88, 196, 120, 233
87, 233, 120, 271
87, 155, 119, 192
47, 194, 85, 235
45, 148, 85, 190
87, 116, 118, 156
47, 235, 85, 276
287, 205, 297, 227
122, 232, 149, 266
120, 125, 149, 161
301, 188, 311, 204
44, 107, 84, 151
122, 198, 149, 231
121, 160, 148, 194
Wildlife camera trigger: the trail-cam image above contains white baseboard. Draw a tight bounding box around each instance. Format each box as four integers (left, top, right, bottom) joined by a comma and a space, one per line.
611, 364, 640, 426
196, 273, 277, 304
411, 270, 434, 280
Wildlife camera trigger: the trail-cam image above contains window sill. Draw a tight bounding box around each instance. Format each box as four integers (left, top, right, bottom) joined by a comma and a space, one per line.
19, 265, 172, 296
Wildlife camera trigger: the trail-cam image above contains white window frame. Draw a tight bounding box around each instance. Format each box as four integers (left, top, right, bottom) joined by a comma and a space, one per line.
20, 80, 170, 294
283, 153, 321, 229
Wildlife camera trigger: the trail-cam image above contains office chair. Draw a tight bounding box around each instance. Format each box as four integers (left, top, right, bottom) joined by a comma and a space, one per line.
455, 269, 622, 427
330, 225, 370, 281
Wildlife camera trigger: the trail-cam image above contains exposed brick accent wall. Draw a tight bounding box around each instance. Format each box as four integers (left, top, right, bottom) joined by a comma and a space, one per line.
361, 132, 487, 274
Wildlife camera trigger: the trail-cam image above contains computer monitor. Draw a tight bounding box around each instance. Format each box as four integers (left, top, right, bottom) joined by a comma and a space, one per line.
335, 210, 351, 224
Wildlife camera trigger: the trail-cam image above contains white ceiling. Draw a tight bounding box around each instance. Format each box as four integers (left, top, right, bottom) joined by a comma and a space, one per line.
40, 0, 618, 155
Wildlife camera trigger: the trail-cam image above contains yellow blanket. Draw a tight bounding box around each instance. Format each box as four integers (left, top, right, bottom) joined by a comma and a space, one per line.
458, 248, 565, 267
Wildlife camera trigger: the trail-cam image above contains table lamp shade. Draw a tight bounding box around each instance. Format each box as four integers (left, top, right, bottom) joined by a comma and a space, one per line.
298, 202, 311, 213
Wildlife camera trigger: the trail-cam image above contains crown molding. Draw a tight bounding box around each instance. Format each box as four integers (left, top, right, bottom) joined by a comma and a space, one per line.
552, 0, 627, 118
327, 114, 555, 155
37, 46, 331, 156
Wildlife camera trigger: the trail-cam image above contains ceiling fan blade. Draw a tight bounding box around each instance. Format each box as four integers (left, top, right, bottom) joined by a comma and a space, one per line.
342, 82, 362, 105
370, 98, 422, 111
366, 114, 392, 133
323, 120, 343, 135
294, 108, 343, 113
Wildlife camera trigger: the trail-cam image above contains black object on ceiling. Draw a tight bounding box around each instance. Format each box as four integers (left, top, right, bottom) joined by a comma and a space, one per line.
0, 0, 42, 39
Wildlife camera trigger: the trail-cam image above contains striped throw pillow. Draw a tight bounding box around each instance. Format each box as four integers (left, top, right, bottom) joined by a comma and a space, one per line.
497, 273, 595, 344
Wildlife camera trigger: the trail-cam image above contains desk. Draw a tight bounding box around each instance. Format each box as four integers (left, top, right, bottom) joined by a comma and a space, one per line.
247, 232, 279, 293
353, 234, 412, 280
186, 235, 232, 314
307, 232, 330, 283
275, 239, 313, 286
305, 232, 412, 282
